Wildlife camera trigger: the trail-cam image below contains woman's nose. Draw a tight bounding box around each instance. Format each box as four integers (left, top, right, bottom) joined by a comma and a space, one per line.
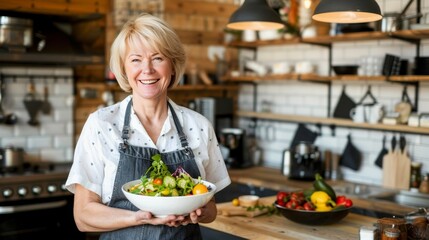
142, 61, 154, 74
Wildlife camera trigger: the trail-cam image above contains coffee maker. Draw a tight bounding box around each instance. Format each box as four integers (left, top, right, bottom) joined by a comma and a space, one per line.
286, 142, 323, 181
219, 128, 250, 168
188, 97, 233, 136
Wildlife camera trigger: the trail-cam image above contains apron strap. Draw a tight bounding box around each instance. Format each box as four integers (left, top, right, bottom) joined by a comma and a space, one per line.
121, 99, 189, 150
167, 101, 189, 149
121, 100, 133, 147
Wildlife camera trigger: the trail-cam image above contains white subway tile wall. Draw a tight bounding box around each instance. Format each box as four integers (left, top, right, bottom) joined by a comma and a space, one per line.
238, 0, 429, 185
0, 67, 74, 163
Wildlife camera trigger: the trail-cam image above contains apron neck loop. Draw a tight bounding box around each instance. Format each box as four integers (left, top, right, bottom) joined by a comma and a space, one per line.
167, 101, 189, 149
121, 99, 133, 147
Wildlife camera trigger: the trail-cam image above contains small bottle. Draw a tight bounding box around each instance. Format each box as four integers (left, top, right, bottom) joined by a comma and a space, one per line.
419, 173, 429, 194
410, 162, 422, 189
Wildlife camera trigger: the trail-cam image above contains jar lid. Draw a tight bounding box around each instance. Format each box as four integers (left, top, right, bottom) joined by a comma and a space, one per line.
411, 162, 422, 167
384, 228, 400, 237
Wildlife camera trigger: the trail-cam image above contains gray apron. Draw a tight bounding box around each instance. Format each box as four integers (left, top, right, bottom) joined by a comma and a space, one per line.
100, 100, 202, 240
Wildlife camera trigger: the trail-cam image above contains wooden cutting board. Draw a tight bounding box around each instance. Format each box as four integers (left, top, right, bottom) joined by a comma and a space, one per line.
382, 146, 398, 188
395, 146, 411, 190
217, 204, 270, 217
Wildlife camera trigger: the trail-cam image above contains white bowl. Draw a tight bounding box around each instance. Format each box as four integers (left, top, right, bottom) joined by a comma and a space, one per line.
122, 179, 216, 217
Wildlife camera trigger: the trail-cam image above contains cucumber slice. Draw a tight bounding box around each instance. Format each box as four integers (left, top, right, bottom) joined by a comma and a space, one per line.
163, 175, 176, 188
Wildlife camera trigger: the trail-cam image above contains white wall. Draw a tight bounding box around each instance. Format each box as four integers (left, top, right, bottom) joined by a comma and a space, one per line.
237, 0, 429, 186
0, 67, 75, 163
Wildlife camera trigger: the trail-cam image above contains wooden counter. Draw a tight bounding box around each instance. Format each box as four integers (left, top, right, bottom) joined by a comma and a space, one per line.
201, 167, 417, 239
223, 167, 415, 216
203, 196, 376, 240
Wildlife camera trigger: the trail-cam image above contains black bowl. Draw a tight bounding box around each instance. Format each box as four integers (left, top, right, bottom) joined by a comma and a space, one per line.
332, 65, 359, 75
275, 204, 351, 225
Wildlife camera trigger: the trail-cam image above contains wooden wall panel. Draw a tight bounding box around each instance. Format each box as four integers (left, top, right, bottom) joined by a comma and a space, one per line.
0, 0, 109, 15
164, 0, 239, 77
165, 0, 237, 18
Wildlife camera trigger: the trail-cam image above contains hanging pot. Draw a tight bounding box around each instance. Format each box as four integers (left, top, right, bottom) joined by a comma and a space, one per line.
0, 147, 24, 172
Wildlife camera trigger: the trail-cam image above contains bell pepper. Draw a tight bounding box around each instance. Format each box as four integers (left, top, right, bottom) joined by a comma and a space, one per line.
310, 191, 336, 212
315, 203, 333, 212
336, 195, 353, 208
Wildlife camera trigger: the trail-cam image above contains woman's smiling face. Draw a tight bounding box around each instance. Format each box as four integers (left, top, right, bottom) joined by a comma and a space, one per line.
124, 37, 174, 100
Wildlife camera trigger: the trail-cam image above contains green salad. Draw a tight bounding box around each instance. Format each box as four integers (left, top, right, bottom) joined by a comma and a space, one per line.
127, 154, 205, 197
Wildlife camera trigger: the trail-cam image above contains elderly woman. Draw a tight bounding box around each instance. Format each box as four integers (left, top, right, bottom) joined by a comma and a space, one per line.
65, 13, 231, 240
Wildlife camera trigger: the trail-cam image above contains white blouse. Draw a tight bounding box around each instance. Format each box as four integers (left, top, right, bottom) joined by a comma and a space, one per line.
65, 96, 231, 204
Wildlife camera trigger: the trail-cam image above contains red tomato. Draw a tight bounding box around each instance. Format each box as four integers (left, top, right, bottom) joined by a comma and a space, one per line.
153, 178, 163, 185
277, 200, 286, 207
295, 206, 305, 210
303, 202, 314, 211
276, 191, 288, 204
286, 199, 299, 209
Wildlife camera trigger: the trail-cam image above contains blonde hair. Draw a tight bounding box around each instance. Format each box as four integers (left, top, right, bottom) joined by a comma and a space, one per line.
110, 13, 186, 92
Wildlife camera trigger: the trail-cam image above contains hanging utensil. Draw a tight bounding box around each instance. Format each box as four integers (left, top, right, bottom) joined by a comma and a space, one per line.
23, 79, 44, 126
374, 135, 388, 168
41, 81, 51, 115
395, 86, 413, 124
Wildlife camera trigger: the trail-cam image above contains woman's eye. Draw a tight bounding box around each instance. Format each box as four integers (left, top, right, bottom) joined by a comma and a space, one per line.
153, 57, 163, 63
131, 58, 140, 63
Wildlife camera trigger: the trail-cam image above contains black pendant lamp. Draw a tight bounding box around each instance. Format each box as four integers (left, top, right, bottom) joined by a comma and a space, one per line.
227, 0, 284, 30
312, 0, 382, 23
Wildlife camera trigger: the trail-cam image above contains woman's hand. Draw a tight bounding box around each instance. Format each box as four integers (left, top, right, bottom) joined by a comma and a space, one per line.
180, 197, 217, 225
134, 211, 185, 227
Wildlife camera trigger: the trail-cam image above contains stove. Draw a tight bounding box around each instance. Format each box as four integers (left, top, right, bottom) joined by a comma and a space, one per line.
0, 163, 71, 203
0, 162, 85, 240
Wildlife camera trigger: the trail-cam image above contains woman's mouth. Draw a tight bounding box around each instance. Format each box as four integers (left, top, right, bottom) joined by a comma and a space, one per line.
138, 79, 159, 85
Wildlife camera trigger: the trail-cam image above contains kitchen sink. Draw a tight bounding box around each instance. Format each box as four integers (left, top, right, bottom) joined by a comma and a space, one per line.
368, 190, 429, 208
214, 181, 298, 203
214, 182, 277, 203
333, 182, 396, 198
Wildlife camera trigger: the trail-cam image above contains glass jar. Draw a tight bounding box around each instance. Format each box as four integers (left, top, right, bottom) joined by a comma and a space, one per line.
377, 218, 407, 240
410, 162, 422, 189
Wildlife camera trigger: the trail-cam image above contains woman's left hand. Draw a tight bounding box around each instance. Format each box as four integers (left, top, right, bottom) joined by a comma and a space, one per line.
179, 197, 217, 226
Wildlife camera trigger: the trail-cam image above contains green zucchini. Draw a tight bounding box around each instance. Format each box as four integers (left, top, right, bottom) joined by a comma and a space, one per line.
313, 173, 336, 200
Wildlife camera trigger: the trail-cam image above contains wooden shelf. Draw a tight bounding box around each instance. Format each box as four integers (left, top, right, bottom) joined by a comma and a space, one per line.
227, 38, 301, 48
227, 30, 429, 48
391, 29, 429, 40
224, 74, 429, 83
237, 111, 429, 135
302, 31, 390, 45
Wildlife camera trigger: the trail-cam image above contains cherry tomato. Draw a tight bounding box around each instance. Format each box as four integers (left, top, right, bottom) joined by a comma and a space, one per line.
277, 200, 286, 207
276, 191, 288, 204
286, 199, 299, 209
153, 178, 163, 185
303, 202, 314, 211
295, 206, 305, 210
